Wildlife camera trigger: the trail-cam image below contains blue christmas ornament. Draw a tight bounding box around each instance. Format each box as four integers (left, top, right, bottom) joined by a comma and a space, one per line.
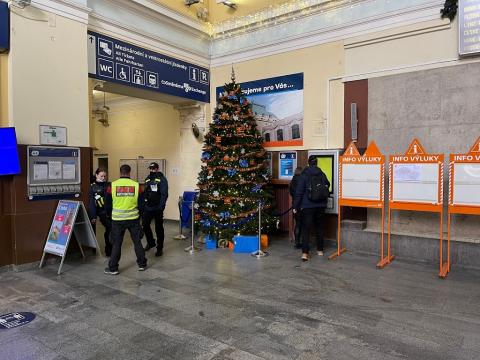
201, 152, 211, 160
228, 95, 237, 100
239, 159, 249, 168
219, 211, 231, 220
227, 169, 237, 176
252, 184, 262, 193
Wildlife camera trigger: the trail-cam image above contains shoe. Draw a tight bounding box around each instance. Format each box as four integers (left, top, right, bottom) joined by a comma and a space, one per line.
155, 249, 163, 257
138, 266, 147, 271
317, 251, 324, 256
301, 253, 309, 262
144, 243, 155, 251
104, 268, 119, 275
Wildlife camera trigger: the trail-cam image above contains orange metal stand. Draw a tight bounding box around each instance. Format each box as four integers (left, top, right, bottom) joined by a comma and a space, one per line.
388, 139, 444, 277
329, 142, 389, 266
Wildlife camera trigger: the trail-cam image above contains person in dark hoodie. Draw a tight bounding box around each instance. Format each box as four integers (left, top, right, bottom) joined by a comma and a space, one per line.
88, 168, 112, 256
293, 156, 330, 261
289, 167, 303, 249
142, 162, 168, 257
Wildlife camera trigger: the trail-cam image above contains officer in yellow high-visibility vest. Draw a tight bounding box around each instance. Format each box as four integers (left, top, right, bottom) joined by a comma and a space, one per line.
104, 164, 147, 275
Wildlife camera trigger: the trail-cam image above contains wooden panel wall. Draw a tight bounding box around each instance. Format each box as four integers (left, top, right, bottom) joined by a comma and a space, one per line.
0, 145, 92, 266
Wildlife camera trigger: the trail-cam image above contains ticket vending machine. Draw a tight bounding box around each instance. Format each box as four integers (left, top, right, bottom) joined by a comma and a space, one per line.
307, 150, 341, 214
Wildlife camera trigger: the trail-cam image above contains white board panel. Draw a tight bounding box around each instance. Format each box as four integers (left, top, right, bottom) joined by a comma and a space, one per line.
392, 163, 439, 203
342, 164, 381, 200
453, 163, 480, 206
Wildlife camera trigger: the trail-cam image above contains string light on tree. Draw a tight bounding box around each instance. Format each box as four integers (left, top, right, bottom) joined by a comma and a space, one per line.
196, 67, 275, 241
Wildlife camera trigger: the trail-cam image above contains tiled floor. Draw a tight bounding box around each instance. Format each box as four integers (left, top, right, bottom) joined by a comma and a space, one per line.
1, 222, 480, 359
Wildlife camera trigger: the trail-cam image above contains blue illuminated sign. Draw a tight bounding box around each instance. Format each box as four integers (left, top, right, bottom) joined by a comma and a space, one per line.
0, 127, 21, 176
279, 152, 297, 179
88, 31, 210, 103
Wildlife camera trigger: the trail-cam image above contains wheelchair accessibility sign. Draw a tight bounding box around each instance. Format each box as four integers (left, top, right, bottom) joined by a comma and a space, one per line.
0, 312, 36, 330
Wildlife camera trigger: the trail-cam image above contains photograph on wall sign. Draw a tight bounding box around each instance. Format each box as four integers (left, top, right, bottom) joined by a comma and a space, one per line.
217, 73, 303, 147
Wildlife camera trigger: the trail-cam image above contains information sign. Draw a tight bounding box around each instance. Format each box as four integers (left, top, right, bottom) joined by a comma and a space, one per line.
27, 146, 81, 200
332, 142, 390, 267
88, 31, 210, 103
389, 139, 445, 277
278, 152, 297, 179
459, 0, 480, 56
39, 125, 67, 145
0, 313, 35, 330
446, 137, 480, 278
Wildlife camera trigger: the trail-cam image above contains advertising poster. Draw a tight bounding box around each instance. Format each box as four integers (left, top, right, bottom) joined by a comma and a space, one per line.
216, 73, 303, 147
279, 152, 297, 179
44, 200, 79, 256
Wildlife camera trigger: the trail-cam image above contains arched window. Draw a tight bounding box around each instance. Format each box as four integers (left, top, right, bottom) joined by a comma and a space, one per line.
291, 124, 300, 139
277, 129, 284, 141
264, 133, 271, 142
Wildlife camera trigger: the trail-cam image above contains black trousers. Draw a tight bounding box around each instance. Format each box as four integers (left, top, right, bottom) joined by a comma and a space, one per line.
142, 209, 164, 250
294, 211, 302, 246
108, 219, 147, 271
92, 212, 112, 256
301, 207, 325, 254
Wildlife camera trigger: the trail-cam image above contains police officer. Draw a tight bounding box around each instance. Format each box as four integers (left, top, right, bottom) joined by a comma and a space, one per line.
104, 164, 147, 275
142, 162, 168, 257
88, 168, 112, 256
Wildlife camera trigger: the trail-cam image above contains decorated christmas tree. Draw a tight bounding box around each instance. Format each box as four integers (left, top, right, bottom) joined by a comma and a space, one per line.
197, 70, 275, 243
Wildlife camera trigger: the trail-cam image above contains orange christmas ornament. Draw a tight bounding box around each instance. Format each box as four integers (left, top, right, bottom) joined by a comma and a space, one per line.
224, 197, 231, 204
215, 136, 221, 144
223, 155, 230, 161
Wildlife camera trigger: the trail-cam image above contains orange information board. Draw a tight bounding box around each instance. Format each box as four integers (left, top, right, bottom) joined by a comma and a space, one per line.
329, 141, 390, 267
389, 139, 445, 275
446, 137, 480, 278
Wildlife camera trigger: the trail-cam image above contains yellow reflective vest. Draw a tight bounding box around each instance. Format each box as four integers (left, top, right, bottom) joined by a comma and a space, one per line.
111, 178, 139, 221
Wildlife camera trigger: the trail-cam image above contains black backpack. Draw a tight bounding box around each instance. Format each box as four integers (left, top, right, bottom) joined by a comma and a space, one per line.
145, 177, 162, 206
307, 173, 329, 202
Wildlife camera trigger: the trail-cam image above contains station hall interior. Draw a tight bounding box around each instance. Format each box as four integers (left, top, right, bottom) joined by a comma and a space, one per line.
2, 0, 480, 359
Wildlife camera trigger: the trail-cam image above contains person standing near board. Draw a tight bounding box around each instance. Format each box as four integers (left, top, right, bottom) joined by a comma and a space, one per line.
142, 162, 168, 257
87, 168, 112, 256
293, 156, 330, 262
104, 164, 147, 274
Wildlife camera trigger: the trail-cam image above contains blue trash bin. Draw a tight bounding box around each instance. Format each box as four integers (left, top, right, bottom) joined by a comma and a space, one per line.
181, 191, 198, 229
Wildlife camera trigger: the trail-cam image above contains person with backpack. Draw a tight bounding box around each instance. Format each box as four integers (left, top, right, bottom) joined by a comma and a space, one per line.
293, 156, 330, 262
289, 167, 303, 249
142, 162, 168, 257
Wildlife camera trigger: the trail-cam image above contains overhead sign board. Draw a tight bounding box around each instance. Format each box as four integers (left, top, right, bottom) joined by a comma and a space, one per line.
459, 0, 480, 56
87, 31, 210, 103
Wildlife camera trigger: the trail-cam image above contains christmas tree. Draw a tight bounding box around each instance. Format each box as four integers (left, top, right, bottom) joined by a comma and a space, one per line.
197, 70, 275, 243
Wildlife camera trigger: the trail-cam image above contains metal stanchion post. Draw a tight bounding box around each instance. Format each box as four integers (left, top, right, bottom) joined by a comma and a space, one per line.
185, 200, 201, 254
251, 202, 268, 258
174, 196, 186, 240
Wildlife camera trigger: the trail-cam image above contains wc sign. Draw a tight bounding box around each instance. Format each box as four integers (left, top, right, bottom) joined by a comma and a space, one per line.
87, 31, 210, 102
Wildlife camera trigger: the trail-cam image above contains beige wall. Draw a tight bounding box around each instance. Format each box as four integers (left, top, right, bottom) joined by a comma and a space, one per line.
210, 41, 345, 151
344, 18, 459, 79
8, 8, 89, 146
92, 97, 184, 220
0, 54, 7, 126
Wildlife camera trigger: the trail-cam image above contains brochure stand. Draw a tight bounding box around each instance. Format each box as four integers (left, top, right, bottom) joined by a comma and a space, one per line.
39, 200, 101, 275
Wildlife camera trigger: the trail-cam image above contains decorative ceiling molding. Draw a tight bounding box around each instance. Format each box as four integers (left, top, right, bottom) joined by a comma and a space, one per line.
31, 0, 91, 23
210, 0, 444, 67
